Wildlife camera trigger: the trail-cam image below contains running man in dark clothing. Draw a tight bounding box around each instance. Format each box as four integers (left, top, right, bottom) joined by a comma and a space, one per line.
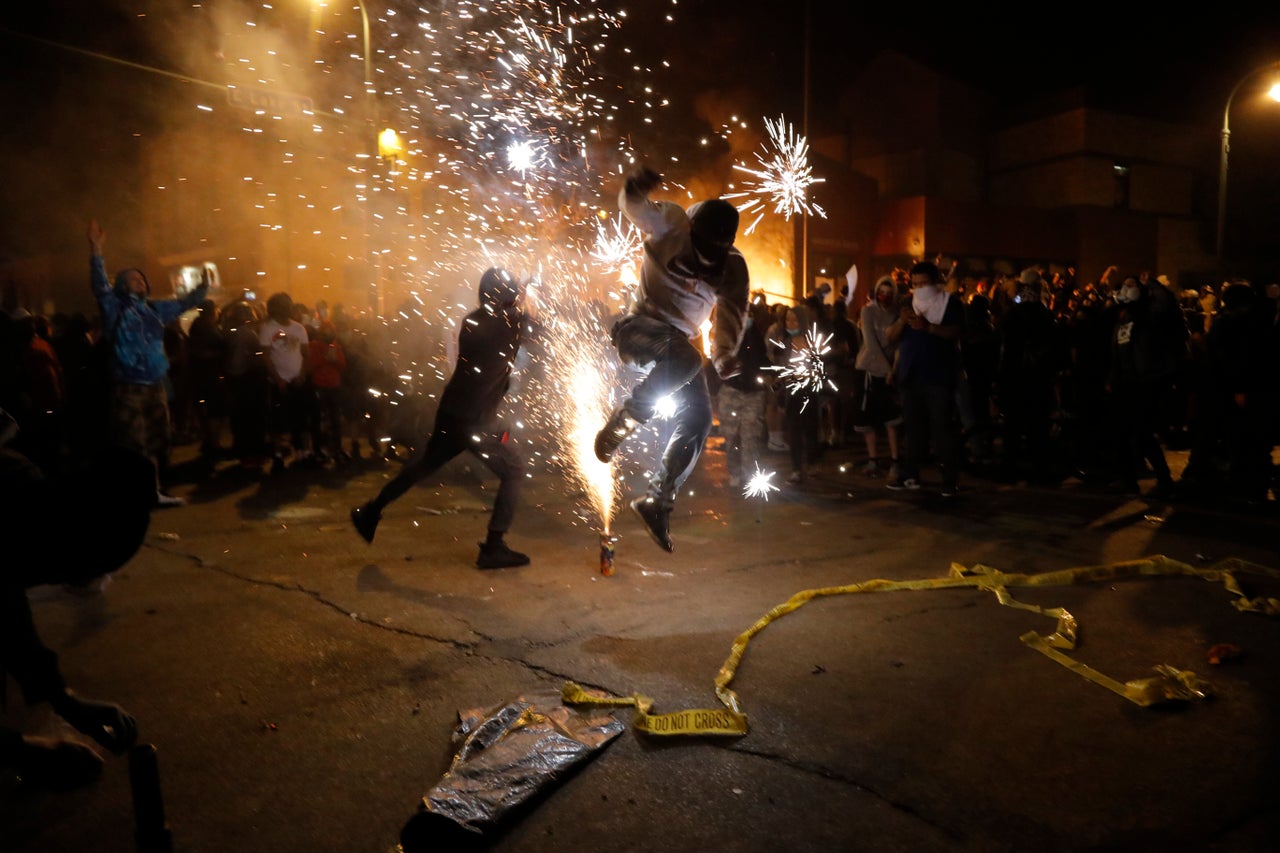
349, 267, 536, 569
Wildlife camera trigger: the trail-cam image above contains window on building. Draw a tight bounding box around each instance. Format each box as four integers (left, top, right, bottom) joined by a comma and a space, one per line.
1113, 163, 1130, 209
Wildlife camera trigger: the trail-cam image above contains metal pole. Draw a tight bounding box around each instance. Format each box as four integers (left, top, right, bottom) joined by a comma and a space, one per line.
357, 1, 371, 94
1216, 61, 1280, 269
800, 0, 811, 301
354, 1, 383, 316
1216, 81, 1238, 268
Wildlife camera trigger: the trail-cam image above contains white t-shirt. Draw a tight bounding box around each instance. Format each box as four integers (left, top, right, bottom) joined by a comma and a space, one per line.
259, 317, 309, 382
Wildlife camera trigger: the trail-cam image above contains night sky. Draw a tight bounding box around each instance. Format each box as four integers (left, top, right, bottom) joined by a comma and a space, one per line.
651, 4, 1280, 125
8, 3, 1280, 129
4, 2, 1280, 282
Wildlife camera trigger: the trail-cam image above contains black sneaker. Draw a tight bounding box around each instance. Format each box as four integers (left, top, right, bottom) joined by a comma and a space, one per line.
630, 497, 673, 552
594, 407, 639, 462
350, 504, 381, 543
886, 476, 920, 491
476, 541, 530, 569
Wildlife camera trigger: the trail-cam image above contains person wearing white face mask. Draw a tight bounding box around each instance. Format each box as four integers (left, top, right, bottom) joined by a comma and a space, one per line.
887, 261, 965, 497
853, 276, 907, 480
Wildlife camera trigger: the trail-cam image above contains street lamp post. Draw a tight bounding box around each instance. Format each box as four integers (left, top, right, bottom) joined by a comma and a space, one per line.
350, 0, 384, 316
1215, 60, 1280, 267
356, 0, 371, 97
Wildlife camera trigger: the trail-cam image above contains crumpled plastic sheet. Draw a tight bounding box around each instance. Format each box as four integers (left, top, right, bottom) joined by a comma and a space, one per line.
418, 694, 625, 837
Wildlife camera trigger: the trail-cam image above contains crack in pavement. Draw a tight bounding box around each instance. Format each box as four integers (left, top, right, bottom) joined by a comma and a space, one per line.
731, 744, 965, 842
144, 540, 603, 690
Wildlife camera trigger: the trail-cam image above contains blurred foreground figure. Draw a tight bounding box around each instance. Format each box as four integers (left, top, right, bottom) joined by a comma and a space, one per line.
593, 166, 749, 551
349, 267, 536, 569
0, 409, 154, 789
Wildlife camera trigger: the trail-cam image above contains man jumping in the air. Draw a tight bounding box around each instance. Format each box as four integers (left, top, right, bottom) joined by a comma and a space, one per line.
594, 166, 750, 551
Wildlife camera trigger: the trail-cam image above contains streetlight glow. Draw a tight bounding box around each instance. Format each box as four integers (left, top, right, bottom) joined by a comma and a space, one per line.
1215, 60, 1280, 266
378, 128, 403, 160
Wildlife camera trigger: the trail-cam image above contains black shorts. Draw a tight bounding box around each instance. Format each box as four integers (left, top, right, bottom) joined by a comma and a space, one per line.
851, 370, 903, 432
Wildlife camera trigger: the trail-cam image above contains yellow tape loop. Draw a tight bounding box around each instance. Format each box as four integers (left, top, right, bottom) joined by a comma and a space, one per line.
564, 555, 1279, 737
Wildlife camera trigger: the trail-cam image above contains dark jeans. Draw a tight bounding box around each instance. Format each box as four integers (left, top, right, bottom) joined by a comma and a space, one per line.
1113, 380, 1173, 487
611, 314, 712, 509
999, 386, 1055, 479
267, 379, 317, 454
783, 392, 822, 472
370, 414, 524, 535
315, 386, 345, 456
900, 380, 960, 488
227, 372, 269, 460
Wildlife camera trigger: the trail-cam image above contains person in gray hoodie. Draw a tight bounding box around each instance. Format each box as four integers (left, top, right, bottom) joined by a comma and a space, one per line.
593, 166, 750, 551
88, 220, 208, 506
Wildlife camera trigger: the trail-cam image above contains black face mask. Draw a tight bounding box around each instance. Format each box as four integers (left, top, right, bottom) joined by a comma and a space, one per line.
670, 244, 727, 280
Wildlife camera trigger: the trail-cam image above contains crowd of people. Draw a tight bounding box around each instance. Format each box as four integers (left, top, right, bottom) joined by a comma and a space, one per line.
718, 262, 1280, 507
0, 272, 444, 493
4, 250, 1279, 517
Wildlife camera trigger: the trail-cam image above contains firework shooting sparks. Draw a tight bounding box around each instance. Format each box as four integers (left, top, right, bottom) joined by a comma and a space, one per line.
4, 1, 827, 541
768, 324, 836, 407
724, 115, 827, 236
743, 465, 780, 501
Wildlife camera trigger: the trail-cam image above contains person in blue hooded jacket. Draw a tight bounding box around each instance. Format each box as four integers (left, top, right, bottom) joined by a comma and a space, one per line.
88, 220, 208, 507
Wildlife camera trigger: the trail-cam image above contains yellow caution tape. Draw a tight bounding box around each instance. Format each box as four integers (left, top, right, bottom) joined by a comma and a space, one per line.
564, 555, 1279, 737
561, 681, 749, 736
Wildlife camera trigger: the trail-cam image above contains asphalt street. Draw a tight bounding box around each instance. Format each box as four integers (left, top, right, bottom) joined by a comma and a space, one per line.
3, 435, 1279, 852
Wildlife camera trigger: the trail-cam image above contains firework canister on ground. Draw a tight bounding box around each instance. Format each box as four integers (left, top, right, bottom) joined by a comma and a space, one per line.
599, 533, 617, 576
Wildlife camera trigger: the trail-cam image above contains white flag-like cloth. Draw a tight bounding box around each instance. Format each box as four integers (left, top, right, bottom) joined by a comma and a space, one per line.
843, 263, 858, 306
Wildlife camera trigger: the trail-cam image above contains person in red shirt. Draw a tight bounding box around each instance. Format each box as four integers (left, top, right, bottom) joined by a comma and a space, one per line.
307, 321, 347, 462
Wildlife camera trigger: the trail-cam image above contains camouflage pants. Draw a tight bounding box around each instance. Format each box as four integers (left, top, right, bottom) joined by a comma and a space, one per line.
111, 381, 171, 462
717, 385, 766, 482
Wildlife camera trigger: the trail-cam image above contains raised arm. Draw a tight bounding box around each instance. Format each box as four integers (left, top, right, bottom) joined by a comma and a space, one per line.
87, 221, 115, 322
88, 220, 105, 257
617, 165, 667, 235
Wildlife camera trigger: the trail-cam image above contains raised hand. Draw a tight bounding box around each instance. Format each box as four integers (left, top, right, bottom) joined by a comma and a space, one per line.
88, 220, 106, 254
624, 166, 662, 196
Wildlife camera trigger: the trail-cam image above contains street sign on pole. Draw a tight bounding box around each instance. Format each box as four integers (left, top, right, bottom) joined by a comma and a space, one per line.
226, 85, 314, 117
